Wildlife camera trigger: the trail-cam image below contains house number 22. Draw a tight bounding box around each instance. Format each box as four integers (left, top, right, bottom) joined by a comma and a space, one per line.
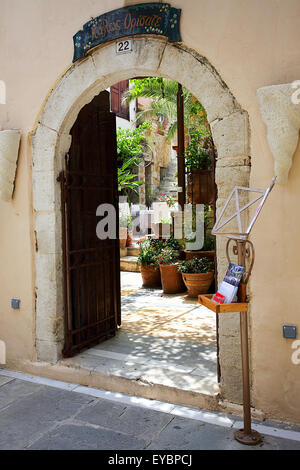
116, 39, 132, 54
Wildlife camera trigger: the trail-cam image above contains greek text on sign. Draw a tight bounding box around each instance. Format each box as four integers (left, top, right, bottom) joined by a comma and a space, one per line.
73, 3, 181, 62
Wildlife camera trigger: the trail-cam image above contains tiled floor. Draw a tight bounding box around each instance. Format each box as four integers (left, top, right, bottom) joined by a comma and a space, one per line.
64, 272, 219, 396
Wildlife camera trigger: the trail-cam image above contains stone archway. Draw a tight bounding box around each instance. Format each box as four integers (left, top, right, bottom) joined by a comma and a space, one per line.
31, 36, 250, 403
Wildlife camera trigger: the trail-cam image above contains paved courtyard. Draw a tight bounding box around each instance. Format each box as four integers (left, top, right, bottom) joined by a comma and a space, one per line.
0, 370, 299, 450
63, 272, 218, 396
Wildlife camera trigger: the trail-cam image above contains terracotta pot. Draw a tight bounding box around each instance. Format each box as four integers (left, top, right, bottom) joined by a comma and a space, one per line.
126, 230, 133, 247
182, 271, 214, 297
159, 264, 186, 294
184, 250, 215, 261
140, 265, 161, 288
119, 227, 127, 249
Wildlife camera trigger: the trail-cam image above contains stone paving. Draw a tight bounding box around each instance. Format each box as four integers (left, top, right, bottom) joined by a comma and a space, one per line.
63, 272, 218, 396
0, 372, 299, 450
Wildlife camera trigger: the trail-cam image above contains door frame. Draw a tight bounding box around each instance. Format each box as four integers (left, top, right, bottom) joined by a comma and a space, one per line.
31, 36, 250, 403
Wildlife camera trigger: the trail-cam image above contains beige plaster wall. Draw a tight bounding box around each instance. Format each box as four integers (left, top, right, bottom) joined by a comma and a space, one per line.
1, 0, 300, 422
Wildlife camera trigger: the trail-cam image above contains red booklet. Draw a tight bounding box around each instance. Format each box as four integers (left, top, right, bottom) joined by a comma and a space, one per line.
212, 292, 226, 304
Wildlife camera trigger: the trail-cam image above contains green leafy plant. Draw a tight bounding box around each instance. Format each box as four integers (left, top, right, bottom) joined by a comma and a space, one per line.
185, 130, 213, 170
118, 157, 144, 199
116, 122, 152, 165
178, 257, 214, 274
124, 78, 210, 141
163, 235, 182, 251
136, 238, 161, 269
202, 234, 215, 251
157, 247, 180, 265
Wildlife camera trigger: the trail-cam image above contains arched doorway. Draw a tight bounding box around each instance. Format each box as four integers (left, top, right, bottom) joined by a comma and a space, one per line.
31, 36, 250, 403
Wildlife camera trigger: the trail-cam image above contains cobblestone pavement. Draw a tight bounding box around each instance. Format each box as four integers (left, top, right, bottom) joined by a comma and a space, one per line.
0, 371, 300, 450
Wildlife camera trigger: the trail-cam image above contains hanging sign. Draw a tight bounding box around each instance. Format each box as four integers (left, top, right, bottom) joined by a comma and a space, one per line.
72, 3, 181, 62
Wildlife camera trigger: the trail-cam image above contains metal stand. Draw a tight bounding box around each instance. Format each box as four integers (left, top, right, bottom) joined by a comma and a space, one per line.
227, 239, 262, 445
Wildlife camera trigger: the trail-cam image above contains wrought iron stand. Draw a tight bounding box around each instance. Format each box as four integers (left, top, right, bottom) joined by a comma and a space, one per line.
226, 238, 262, 445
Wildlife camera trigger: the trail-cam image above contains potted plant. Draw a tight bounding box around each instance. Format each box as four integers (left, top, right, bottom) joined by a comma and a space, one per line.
136, 239, 162, 288
178, 257, 214, 297
158, 248, 186, 294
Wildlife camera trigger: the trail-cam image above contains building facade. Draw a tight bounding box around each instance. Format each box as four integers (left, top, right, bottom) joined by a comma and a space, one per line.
0, 0, 300, 424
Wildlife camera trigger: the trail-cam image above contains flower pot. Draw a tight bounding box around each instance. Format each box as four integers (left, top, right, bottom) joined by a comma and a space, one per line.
126, 230, 133, 247
182, 271, 214, 297
119, 227, 127, 249
159, 264, 186, 294
140, 265, 161, 288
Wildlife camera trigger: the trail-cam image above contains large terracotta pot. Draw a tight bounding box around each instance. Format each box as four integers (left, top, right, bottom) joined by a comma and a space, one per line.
159, 264, 186, 294
182, 271, 214, 297
140, 265, 161, 288
119, 227, 127, 249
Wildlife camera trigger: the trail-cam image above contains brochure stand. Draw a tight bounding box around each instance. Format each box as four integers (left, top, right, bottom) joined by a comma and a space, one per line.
198, 179, 275, 445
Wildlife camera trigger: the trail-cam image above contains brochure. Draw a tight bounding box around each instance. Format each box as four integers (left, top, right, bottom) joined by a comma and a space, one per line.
212, 263, 244, 304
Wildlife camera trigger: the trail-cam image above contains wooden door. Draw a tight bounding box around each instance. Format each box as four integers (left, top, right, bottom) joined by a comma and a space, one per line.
59, 91, 120, 358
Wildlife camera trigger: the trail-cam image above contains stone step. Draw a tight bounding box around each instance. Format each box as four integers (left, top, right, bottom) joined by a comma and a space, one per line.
61, 349, 219, 412
127, 246, 140, 257
120, 256, 140, 272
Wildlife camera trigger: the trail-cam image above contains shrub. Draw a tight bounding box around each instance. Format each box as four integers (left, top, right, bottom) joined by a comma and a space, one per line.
137, 239, 161, 269
178, 257, 214, 274
158, 248, 180, 266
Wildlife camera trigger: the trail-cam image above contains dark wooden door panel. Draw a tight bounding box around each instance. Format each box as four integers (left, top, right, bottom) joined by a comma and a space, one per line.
60, 92, 120, 357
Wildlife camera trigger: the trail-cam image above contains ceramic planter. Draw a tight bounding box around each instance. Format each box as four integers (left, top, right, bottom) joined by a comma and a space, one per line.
140, 265, 161, 288
159, 264, 186, 294
182, 271, 214, 297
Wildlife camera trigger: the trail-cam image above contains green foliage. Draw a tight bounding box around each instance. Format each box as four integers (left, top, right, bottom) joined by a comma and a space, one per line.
163, 235, 182, 251
158, 247, 180, 265
178, 257, 214, 274
117, 157, 144, 199
185, 130, 213, 170
124, 78, 211, 140
116, 122, 151, 165
136, 236, 182, 267
202, 234, 215, 251
136, 238, 161, 268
